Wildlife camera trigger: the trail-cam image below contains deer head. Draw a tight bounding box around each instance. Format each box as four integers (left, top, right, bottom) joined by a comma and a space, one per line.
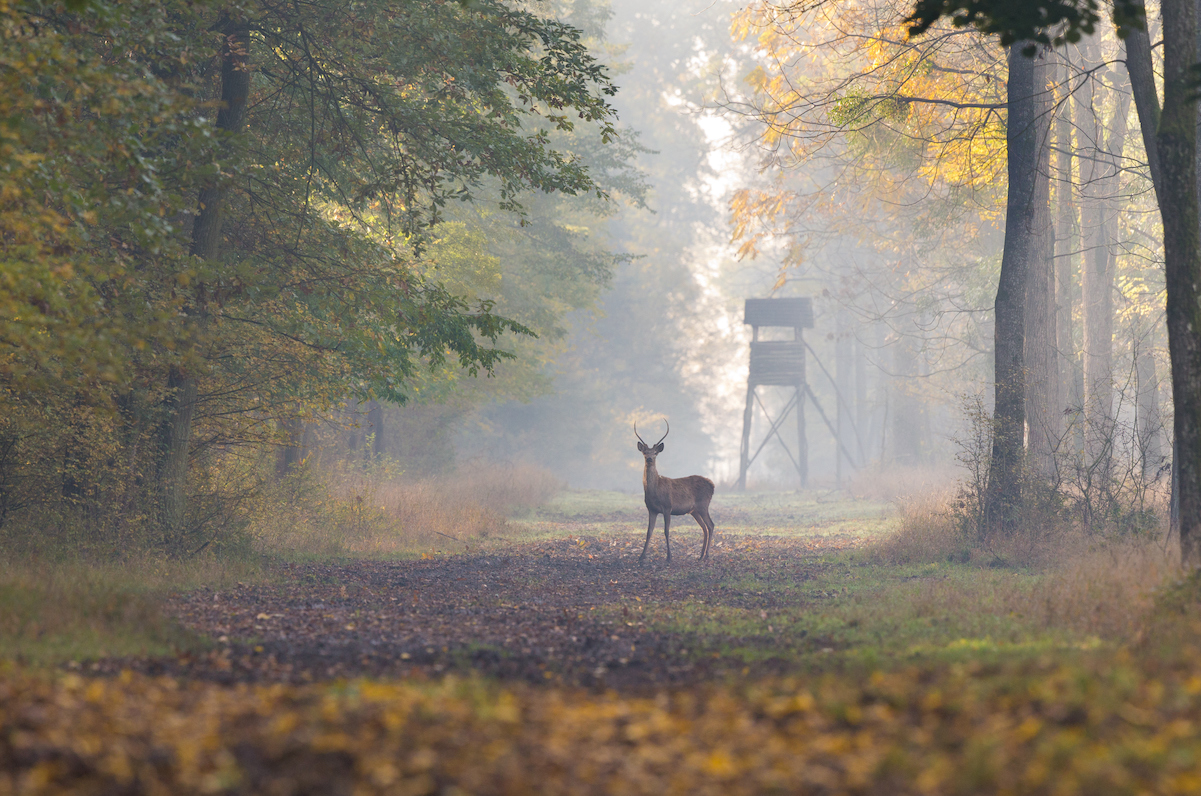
634, 419, 669, 464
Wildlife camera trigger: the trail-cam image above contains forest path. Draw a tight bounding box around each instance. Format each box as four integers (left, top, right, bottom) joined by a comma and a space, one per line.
120, 491, 893, 690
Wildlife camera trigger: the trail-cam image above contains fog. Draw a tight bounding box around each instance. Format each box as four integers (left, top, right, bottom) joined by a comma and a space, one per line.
445, 0, 954, 492
356, 0, 1165, 497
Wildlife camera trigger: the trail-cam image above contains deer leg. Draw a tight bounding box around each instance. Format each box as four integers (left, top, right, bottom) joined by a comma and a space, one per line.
639, 511, 657, 563
703, 509, 716, 560
663, 513, 672, 564
692, 511, 710, 561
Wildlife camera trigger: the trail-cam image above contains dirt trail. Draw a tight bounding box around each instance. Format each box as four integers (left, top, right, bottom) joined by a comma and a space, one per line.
105, 531, 866, 690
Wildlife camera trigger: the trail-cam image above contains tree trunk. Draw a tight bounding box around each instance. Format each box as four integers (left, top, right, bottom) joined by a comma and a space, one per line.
1054, 50, 1082, 452
1076, 35, 1111, 474
854, 329, 868, 466
367, 401, 386, 461
871, 322, 888, 462
1124, 0, 1201, 563
157, 16, 251, 543
276, 416, 308, 478
986, 45, 1049, 536
890, 326, 923, 465
1136, 350, 1165, 478
1158, 0, 1201, 565
1079, 45, 1134, 482
1025, 47, 1059, 478
158, 365, 198, 543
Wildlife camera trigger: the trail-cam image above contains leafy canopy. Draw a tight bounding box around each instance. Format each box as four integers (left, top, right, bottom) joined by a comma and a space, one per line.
905, 0, 1146, 47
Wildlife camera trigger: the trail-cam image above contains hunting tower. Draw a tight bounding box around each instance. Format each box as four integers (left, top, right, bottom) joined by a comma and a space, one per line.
738, 297, 814, 490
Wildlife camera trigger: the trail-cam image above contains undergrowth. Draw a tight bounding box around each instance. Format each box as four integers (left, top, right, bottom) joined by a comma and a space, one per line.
251, 461, 564, 557
868, 490, 1177, 645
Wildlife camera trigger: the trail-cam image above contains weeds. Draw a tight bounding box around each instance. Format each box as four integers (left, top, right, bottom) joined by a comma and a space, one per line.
252, 461, 564, 557
870, 488, 1177, 646
870, 491, 968, 565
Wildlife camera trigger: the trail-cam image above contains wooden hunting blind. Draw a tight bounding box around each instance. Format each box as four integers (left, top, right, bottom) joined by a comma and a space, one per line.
738, 297, 814, 490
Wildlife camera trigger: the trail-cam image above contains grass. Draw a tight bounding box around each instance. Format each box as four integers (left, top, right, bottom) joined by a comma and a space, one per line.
573, 486, 1174, 675
595, 557, 1064, 670
505, 486, 1175, 677
1, 475, 1196, 794
0, 474, 1181, 681
0, 553, 261, 666
508, 487, 896, 548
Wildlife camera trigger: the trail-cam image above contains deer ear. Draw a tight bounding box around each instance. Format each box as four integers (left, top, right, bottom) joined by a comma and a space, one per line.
637, 442, 646, 452
655, 442, 664, 453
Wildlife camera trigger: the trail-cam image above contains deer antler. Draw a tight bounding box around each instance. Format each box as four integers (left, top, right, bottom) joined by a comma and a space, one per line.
634, 420, 672, 444
654, 419, 669, 446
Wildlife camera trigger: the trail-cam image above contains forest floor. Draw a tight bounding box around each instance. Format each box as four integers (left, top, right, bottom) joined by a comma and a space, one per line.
92, 489, 894, 689
7, 490, 1201, 794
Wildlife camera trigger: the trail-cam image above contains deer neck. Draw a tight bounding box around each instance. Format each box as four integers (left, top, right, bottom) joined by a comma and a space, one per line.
643, 459, 664, 494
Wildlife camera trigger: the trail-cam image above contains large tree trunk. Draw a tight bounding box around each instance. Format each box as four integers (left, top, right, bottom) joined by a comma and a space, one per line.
1024, 47, 1059, 479
986, 45, 1051, 536
1125, 0, 1201, 564
157, 17, 250, 544
1158, 0, 1201, 565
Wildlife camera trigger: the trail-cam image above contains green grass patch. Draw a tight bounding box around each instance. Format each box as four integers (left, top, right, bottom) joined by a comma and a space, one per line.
0, 554, 263, 667
596, 552, 1107, 672
514, 488, 896, 546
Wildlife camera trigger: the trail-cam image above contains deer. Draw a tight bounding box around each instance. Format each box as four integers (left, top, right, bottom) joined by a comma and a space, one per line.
635, 420, 716, 564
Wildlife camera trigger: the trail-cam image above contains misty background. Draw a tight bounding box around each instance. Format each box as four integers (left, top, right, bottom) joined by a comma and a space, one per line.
345, 0, 967, 493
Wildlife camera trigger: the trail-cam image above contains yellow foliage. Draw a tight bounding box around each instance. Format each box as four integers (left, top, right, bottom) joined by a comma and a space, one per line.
730, 0, 1007, 264
6, 645, 1201, 794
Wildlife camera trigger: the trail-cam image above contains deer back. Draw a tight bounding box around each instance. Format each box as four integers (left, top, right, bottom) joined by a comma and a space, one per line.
651, 474, 714, 515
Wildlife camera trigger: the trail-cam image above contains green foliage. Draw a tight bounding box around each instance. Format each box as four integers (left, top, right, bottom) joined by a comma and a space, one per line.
0, 0, 632, 546
242, 0, 618, 240
0, 0, 208, 393
905, 0, 1146, 49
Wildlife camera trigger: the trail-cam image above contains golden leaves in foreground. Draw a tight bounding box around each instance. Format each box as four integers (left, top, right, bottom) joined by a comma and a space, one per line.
3, 652, 1201, 795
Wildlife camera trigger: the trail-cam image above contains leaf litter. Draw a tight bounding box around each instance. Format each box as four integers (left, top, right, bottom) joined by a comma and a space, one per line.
98, 532, 866, 689
6, 530, 1201, 793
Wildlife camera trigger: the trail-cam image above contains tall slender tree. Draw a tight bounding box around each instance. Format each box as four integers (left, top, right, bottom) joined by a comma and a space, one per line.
985, 43, 1053, 534
1076, 36, 1133, 478
1054, 50, 1082, 451
1024, 46, 1060, 480
1155, 0, 1201, 564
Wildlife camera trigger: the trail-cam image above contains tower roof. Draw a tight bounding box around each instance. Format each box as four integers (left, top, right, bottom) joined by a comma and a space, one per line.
744, 297, 814, 329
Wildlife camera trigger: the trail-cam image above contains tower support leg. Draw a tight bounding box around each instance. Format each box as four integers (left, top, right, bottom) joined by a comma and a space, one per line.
797, 385, 808, 488
738, 383, 755, 490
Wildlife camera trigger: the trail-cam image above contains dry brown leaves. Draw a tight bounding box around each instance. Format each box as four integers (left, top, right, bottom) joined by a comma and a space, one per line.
104, 534, 861, 689
4, 648, 1201, 795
